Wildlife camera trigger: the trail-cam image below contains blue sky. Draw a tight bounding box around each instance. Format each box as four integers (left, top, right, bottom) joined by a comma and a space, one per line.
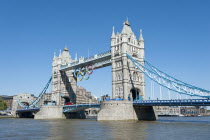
0, 0, 210, 99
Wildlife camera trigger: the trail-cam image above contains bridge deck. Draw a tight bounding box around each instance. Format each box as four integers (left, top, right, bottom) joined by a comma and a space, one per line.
133, 99, 210, 106
60, 51, 111, 71
63, 104, 100, 113
16, 99, 210, 113
16, 108, 40, 113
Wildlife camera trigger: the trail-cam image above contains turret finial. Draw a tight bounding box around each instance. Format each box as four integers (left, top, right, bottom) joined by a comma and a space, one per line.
75, 52, 78, 61
111, 26, 115, 38
125, 17, 130, 26
139, 29, 144, 41
59, 49, 62, 58
53, 52, 56, 60
64, 44, 68, 51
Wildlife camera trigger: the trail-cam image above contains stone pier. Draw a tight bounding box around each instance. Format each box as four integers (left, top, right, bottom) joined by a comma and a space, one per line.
34, 105, 87, 119
34, 106, 66, 119
97, 100, 157, 121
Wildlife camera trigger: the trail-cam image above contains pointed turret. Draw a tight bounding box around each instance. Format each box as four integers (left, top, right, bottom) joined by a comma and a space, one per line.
139, 29, 144, 41
64, 44, 69, 52
75, 52, 78, 61
125, 17, 130, 26
111, 26, 116, 46
59, 49, 62, 58
53, 52, 57, 60
111, 26, 115, 38
61, 46, 72, 64
121, 19, 133, 35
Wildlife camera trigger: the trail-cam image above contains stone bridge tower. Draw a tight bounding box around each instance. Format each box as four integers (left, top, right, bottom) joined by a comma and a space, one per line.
111, 20, 145, 100
98, 20, 157, 121
51, 47, 77, 105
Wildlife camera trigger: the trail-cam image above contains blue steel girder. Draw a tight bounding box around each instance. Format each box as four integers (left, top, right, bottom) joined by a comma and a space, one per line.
17, 77, 52, 109
133, 99, 210, 106
16, 108, 40, 113
63, 104, 100, 113
60, 51, 111, 72
126, 53, 210, 98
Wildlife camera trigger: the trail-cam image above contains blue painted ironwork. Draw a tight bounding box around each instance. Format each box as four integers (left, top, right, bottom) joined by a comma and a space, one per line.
63, 104, 100, 113
16, 108, 40, 113
127, 53, 210, 98
17, 77, 52, 108
133, 99, 210, 106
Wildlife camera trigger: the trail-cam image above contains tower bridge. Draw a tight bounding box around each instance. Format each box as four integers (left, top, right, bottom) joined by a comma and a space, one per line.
13, 20, 210, 120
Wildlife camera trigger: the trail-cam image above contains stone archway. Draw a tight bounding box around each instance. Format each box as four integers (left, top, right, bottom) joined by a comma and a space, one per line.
21, 102, 29, 106
62, 96, 71, 105
130, 88, 141, 101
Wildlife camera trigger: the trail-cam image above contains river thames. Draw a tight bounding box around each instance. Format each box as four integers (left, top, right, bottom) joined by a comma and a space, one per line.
0, 117, 210, 140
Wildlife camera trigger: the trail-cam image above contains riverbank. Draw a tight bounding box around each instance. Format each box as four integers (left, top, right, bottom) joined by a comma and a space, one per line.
0, 115, 14, 119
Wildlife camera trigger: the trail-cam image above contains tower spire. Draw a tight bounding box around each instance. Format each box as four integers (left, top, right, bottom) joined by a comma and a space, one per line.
125, 17, 130, 26
53, 52, 56, 60
139, 29, 144, 41
59, 49, 62, 58
111, 26, 115, 38
64, 44, 68, 51
75, 52, 78, 61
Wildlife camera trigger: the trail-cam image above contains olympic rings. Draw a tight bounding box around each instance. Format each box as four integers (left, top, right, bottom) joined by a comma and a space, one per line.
77, 71, 84, 81
83, 73, 90, 80
86, 65, 94, 75
74, 68, 80, 78
73, 64, 94, 81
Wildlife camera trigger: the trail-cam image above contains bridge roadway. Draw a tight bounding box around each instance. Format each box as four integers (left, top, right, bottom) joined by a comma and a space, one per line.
16, 99, 210, 113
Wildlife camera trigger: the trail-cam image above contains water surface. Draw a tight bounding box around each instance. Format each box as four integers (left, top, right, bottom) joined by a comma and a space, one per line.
0, 117, 210, 140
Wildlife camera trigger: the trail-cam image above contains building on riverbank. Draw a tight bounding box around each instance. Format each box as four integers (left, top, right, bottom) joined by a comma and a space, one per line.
155, 106, 209, 116
76, 86, 98, 104
180, 106, 207, 116
0, 95, 14, 110
155, 106, 181, 116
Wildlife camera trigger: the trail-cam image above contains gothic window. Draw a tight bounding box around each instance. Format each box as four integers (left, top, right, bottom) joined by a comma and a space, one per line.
133, 72, 137, 81
139, 76, 142, 81
115, 86, 119, 96
120, 74, 122, 80
119, 86, 123, 96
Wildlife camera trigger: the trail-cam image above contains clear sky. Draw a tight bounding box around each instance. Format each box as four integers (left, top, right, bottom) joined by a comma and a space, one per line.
0, 0, 210, 99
